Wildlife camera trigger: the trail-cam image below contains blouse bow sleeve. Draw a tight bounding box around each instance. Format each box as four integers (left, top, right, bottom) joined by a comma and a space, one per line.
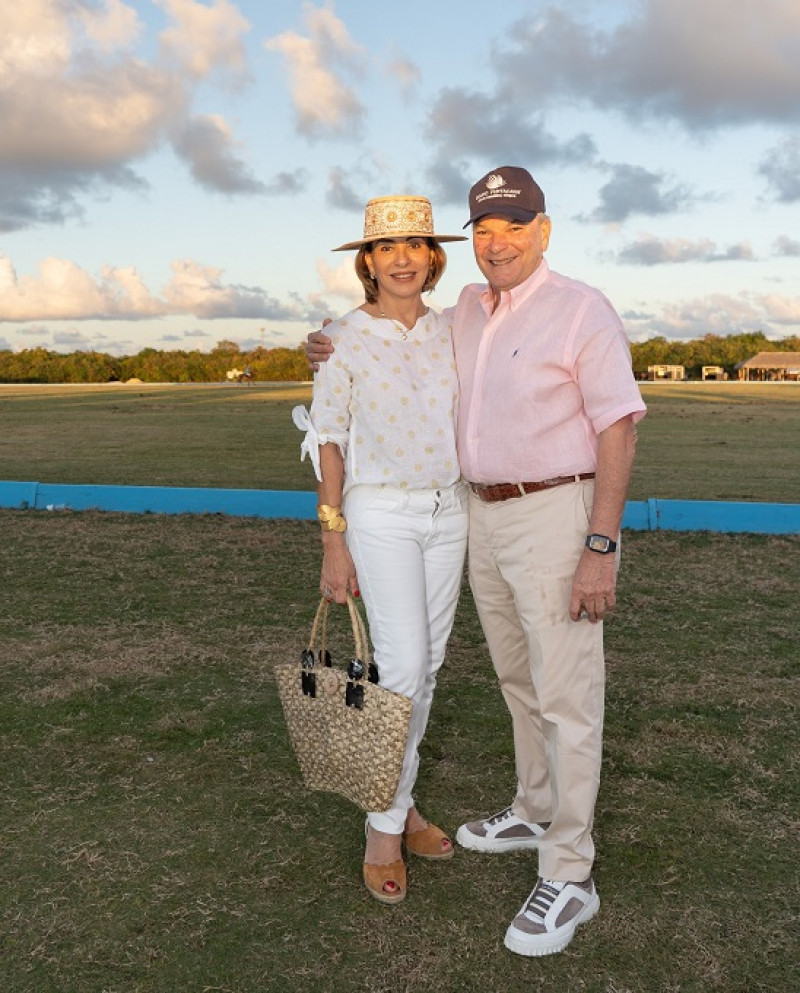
291, 405, 323, 482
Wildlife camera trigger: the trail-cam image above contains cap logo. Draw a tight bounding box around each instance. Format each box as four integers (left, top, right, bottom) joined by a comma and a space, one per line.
485, 174, 506, 191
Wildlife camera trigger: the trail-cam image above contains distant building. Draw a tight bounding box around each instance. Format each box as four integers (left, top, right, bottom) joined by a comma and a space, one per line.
702, 365, 728, 381
647, 364, 685, 381
736, 352, 800, 381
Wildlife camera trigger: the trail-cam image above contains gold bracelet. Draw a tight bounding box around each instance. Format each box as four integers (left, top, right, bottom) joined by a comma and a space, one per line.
317, 504, 343, 522
320, 515, 347, 533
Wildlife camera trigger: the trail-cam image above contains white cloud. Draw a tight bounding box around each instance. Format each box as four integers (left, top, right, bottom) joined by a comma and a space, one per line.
759, 136, 800, 202
388, 54, 421, 94
326, 166, 371, 211
424, 89, 596, 204
615, 235, 755, 265
591, 164, 693, 223
624, 289, 800, 339
417, 1, 800, 211
265, 3, 366, 139
315, 257, 361, 304
263, 169, 311, 195
773, 235, 800, 257
171, 115, 266, 194
0, 3, 183, 168
76, 0, 142, 50
0, 253, 309, 323
162, 260, 304, 320
0, 0, 260, 230
53, 328, 94, 349
0, 255, 163, 320
664, 295, 763, 331
0, 0, 72, 75
494, 0, 800, 129
757, 293, 800, 325
157, 0, 251, 79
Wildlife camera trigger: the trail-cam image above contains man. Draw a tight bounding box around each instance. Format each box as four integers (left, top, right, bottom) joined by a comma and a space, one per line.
307, 166, 646, 957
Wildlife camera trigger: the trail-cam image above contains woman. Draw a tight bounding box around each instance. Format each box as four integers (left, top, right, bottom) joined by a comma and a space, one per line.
293, 196, 468, 904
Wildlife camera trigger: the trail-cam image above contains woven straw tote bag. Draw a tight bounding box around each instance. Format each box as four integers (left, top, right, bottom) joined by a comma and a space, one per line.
275, 594, 413, 812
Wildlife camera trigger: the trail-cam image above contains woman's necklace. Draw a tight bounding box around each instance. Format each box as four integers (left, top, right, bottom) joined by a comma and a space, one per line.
377, 305, 426, 341
379, 311, 410, 340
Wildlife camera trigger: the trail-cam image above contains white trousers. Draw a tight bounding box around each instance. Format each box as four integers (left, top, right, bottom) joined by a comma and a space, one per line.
343, 482, 468, 834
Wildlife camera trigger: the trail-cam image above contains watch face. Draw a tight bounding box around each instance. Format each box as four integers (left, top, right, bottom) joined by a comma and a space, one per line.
588, 534, 611, 552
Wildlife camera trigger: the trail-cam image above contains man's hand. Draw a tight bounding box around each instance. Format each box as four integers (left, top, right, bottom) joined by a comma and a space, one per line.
569, 549, 618, 623
569, 416, 636, 622
306, 319, 334, 372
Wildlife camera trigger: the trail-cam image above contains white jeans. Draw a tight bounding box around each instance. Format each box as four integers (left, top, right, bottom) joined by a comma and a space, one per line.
343, 482, 468, 834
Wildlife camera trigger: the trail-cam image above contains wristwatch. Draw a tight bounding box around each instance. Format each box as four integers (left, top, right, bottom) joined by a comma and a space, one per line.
585, 533, 617, 554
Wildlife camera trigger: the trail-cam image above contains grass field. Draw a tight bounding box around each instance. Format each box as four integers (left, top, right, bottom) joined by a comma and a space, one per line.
1, 382, 798, 991
1, 381, 799, 502
1, 512, 797, 992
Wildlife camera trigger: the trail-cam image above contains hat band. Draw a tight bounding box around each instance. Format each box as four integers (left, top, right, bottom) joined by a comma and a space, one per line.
362, 199, 434, 241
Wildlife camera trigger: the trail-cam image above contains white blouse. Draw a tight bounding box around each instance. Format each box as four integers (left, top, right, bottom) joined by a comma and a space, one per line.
293, 307, 460, 494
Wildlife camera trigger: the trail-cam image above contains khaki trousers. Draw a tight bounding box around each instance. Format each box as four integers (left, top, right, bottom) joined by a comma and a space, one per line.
467, 479, 606, 881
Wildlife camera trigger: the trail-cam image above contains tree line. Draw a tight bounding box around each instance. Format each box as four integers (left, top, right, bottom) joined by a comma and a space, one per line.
1, 332, 798, 384
0, 340, 309, 384
629, 332, 800, 379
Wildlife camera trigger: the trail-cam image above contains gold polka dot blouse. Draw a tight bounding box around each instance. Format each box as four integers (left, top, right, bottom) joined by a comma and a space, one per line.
297, 308, 460, 494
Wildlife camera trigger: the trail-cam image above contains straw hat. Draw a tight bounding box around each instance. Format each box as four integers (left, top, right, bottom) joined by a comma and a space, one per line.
332, 195, 467, 251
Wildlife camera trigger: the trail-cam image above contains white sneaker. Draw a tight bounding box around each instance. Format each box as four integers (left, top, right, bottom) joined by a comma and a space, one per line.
504, 876, 600, 957
455, 806, 549, 853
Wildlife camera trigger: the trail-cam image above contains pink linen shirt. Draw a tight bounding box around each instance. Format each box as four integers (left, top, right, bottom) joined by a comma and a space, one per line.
452, 259, 646, 484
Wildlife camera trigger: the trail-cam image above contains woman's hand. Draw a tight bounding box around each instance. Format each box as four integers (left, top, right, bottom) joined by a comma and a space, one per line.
320, 533, 360, 604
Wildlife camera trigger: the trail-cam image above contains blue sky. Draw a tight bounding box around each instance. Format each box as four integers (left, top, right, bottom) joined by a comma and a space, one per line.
1, 0, 799, 356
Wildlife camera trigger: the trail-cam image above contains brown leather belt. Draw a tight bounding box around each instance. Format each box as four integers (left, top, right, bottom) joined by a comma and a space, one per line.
469, 473, 596, 503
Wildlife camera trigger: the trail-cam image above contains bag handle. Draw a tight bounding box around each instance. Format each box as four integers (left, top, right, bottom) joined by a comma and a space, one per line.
306, 594, 371, 667
345, 594, 370, 665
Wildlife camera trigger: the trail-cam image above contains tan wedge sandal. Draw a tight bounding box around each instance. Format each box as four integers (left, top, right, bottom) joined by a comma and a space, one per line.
403, 822, 454, 860
364, 820, 407, 904
362, 860, 407, 904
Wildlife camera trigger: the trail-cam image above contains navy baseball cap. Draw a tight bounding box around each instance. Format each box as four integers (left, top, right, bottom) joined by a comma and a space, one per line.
464, 166, 546, 227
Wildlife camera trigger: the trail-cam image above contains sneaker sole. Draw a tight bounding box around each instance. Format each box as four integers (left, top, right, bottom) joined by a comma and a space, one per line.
455, 824, 543, 853
503, 893, 600, 957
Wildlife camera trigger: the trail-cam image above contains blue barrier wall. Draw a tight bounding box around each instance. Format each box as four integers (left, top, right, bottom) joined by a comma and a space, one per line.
1, 481, 798, 534
0, 481, 317, 520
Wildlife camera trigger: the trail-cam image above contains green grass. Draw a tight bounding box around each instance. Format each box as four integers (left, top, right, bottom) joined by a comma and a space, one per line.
0, 383, 311, 490
1, 381, 799, 501
1, 511, 798, 992
1, 382, 798, 990
633, 382, 800, 502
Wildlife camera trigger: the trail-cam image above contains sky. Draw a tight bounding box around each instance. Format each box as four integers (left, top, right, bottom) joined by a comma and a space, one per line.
1, 0, 799, 356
